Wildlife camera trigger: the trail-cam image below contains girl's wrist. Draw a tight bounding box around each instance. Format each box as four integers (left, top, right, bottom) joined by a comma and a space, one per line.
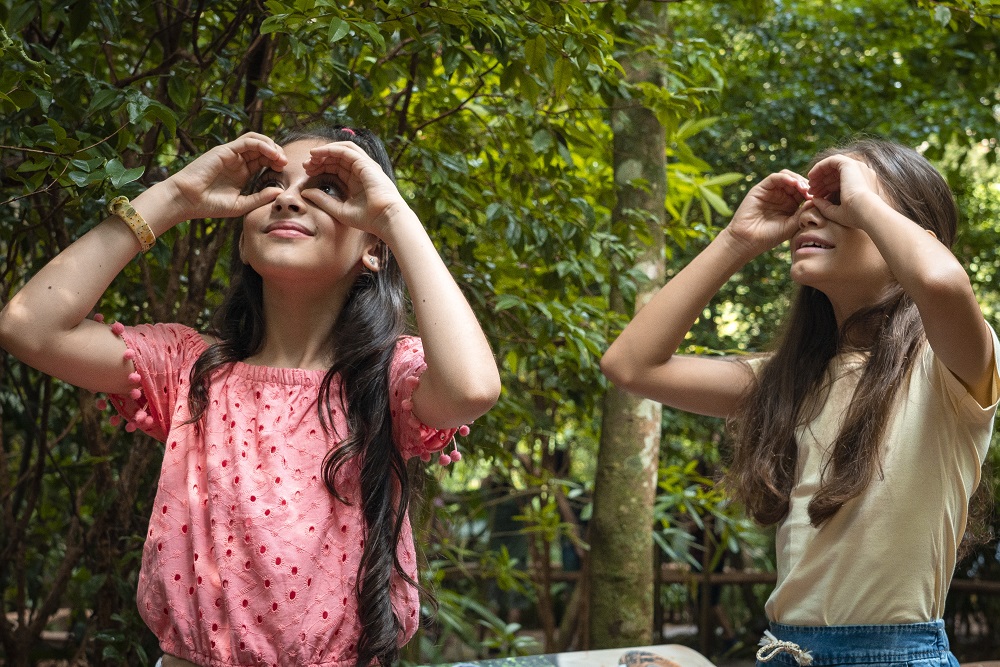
715, 227, 764, 266
375, 202, 424, 247
848, 190, 892, 232
128, 180, 190, 234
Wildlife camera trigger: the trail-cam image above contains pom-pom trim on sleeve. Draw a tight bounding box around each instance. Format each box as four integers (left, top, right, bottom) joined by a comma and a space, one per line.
395, 362, 470, 467
93, 315, 156, 436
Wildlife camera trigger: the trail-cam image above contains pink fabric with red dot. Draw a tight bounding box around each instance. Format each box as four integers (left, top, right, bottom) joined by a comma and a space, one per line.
107, 323, 460, 667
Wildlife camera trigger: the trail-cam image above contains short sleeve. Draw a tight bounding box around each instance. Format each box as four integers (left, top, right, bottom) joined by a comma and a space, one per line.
106, 323, 208, 442
919, 323, 1000, 424
389, 336, 461, 461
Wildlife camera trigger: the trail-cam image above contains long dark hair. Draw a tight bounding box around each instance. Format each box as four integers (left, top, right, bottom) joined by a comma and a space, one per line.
187, 125, 413, 667
727, 138, 961, 528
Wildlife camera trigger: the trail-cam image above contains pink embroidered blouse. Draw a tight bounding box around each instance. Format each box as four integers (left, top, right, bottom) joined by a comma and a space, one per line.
108, 323, 457, 667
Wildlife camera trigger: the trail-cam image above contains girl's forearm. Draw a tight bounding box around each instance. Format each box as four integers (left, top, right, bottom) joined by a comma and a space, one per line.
0, 182, 186, 361
855, 193, 970, 303
856, 192, 992, 396
601, 229, 752, 389
381, 210, 501, 427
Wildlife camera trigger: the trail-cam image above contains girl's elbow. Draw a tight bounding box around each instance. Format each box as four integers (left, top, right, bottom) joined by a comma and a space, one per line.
470, 373, 502, 416
0, 302, 37, 359
449, 388, 499, 428
451, 371, 501, 423
917, 263, 974, 303
600, 345, 636, 390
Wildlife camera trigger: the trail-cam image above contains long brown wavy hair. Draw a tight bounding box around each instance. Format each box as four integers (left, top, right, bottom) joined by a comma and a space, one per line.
726, 138, 963, 529
186, 125, 415, 667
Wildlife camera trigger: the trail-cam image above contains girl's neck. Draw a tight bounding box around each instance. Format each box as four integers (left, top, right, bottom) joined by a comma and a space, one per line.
837, 300, 893, 352
248, 281, 352, 370
828, 281, 895, 333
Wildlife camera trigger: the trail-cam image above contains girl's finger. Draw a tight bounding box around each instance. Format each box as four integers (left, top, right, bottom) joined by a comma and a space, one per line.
232, 132, 282, 156
777, 169, 809, 189
305, 142, 374, 176
235, 187, 282, 215
809, 196, 842, 222
309, 140, 369, 159
300, 188, 351, 223
231, 135, 287, 170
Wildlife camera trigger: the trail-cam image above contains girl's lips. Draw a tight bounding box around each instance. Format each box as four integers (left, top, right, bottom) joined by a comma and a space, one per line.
264, 221, 313, 238
793, 234, 834, 253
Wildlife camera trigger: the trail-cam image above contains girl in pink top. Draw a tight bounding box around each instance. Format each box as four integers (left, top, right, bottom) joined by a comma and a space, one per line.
0, 125, 501, 667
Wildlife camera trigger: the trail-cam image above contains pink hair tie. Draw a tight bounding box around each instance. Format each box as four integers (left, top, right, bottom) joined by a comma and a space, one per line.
341, 128, 355, 136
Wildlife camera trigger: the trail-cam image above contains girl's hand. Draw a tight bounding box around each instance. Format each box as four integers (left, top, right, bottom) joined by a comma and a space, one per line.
724, 170, 809, 258
167, 132, 287, 222
807, 154, 883, 228
300, 141, 408, 238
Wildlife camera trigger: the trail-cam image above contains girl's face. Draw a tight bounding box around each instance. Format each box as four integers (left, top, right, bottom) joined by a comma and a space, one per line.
789, 199, 894, 321
240, 139, 373, 289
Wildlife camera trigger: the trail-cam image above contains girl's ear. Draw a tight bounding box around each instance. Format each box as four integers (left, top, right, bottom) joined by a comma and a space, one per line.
238, 232, 249, 265
361, 241, 381, 272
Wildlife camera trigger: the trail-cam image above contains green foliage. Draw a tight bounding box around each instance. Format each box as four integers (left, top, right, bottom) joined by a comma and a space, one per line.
917, 0, 1000, 29
6, 0, 996, 661
662, 5, 1000, 651
0, 0, 733, 661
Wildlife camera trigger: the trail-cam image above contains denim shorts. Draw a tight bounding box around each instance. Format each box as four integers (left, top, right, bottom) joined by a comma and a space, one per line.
756, 620, 959, 667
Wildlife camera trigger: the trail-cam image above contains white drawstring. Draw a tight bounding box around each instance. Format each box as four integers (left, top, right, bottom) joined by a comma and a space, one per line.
757, 629, 814, 666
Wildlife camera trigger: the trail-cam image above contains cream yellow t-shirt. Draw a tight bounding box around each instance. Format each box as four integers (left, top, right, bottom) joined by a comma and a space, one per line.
752, 325, 1000, 625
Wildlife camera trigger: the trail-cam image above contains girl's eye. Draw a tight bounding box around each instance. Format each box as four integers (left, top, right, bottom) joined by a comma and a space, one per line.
255, 178, 282, 192
318, 182, 343, 198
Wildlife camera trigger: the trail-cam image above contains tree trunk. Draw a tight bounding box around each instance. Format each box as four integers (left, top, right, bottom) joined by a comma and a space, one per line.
588, 0, 668, 649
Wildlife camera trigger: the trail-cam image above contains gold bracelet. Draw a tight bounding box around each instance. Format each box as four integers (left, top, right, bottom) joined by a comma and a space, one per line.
108, 196, 155, 252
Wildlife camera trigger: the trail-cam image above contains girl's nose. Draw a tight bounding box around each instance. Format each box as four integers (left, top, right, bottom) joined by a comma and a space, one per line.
796, 200, 825, 228
273, 188, 304, 212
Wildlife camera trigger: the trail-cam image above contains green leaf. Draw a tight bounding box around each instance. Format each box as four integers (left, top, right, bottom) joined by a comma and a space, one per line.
531, 130, 553, 154
16, 159, 49, 173
144, 101, 178, 137
260, 15, 288, 35
524, 36, 546, 73
494, 294, 522, 312
104, 158, 144, 188
46, 118, 66, 143
7, 88, 36, 110
68, 170, 90, 187
105, 158, 125, 181
676, 116, 719, 141
113, 166, 145, 189
88, 87, 120, 113
32, 86, 52, 113
700, 172, 744, 188
553, 57, 573, 99
327, 18, 350, 42
167, 77, 192, 108
126, 90, 150, 123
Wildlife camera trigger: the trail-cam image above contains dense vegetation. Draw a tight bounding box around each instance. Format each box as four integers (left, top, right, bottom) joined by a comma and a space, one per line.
1, 0, 998, 663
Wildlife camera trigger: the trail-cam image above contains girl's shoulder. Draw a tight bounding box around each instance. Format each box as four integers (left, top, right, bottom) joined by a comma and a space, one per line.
127, 322, 212, 356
